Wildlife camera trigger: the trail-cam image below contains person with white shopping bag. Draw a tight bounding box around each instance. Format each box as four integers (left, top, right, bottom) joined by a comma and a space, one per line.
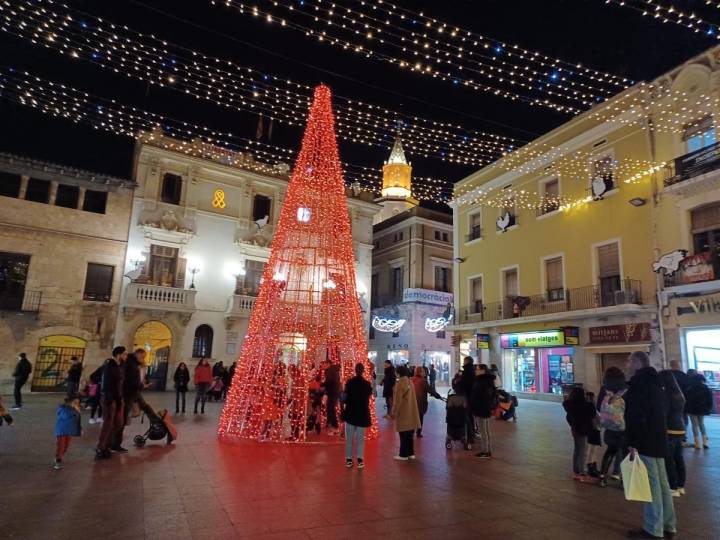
624, 351, 677, 539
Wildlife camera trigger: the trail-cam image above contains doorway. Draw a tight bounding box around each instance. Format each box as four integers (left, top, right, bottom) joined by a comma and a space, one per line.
133, 321, 172, 391
502, 267, 519, 317
32, 335, 87, 392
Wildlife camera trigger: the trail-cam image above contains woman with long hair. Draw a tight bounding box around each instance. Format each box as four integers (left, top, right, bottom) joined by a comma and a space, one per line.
659, 369, 686, 496
173, 362, 190, 414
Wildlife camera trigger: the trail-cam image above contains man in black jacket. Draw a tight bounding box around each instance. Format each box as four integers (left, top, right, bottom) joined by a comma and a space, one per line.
452, 357, 476, 448
624, 351, 677, 539
113, 348, 157, 452
322, 360, 342, 435
66, 356, 83, 397
95, 346, 127, 460
470, 364, 496, 459
11, 353, 32, 410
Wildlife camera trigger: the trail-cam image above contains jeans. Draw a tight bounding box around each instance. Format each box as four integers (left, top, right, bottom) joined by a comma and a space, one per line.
639, 455, 677, 537
384, 395, 393, 414
601, 430, 627, 477
13, 377, 26, 407
572, 434, 587, 475
97, 399, 124, 452
345, 423, 366, 459
475, 416, 492, 454
176, 390, 186, 413
399, 430, 414, 457
689, 415, 707, 445
665, 434, 686, 490
327, 395, 339, 429
194, 383, 209, 413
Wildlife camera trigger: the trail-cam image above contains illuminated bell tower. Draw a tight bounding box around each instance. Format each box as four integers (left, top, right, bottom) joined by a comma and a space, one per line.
374, 136, 418, 224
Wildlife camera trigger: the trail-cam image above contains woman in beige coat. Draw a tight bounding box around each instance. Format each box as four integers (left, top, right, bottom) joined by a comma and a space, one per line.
391, 365, 421, 460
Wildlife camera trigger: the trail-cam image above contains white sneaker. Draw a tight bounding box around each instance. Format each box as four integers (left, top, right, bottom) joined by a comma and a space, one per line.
53, 461, 62, 470
678, 487, 686, 495
671, 489, 681, 498
393, 455, 409, 461
10, 406, 21, 411
88, 418, 96, 425
408, 455, 416, 460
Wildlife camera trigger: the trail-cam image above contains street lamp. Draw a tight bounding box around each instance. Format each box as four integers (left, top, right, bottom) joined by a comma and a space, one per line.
189, 265, 200, 289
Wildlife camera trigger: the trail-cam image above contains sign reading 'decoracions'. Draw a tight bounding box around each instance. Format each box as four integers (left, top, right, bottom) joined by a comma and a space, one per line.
500, 330, 565, 348
402, 288, 454, 306
588, 323, 651, 344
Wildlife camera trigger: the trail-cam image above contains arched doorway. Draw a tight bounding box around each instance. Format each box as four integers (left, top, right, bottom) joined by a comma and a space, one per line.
133, 321, 172, 391
32, 335, 87, 392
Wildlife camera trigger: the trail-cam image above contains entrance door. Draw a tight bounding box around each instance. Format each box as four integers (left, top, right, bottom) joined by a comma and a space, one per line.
133, 321, 172, 391
32, 335, 87, 391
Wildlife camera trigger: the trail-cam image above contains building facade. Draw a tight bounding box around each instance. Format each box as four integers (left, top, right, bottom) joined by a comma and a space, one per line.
0, 153, 134, 392
368, 138, 454, 380
115, 132, 379, 390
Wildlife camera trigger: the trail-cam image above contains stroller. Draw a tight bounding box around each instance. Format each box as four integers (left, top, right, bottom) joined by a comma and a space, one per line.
133, 408, 178, 447
494, 390, 518, 422
444, 390, 470, 450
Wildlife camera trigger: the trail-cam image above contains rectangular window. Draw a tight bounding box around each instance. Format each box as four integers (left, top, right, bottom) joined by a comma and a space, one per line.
592, 156, 615, 192
545, 256, 564, 301
434, 266, 450, 292
82, 190, 107, 214
161, 173, 182, 205
0, 251, 30, 311
470, 276, 483, 313
498, 201, 517, 230
55, 184, 80, 209
252, 194, 272, 222
25, 178, 50, 204
0, 172, 21, 198
83, 263, 114, 302
442, 232, 448, 242
597, 242, 621, 306
434, 230, 441, 241
148, 245, 179, 287
240, 259, 267, 295
468, 211, 482, 241
684, 117, 716, 153
540, 178, 560, 215
436, 330, 446, 339
391, 266, 403, 300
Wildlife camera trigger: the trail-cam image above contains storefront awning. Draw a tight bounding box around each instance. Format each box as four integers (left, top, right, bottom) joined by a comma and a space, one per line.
583, 343, 650, 354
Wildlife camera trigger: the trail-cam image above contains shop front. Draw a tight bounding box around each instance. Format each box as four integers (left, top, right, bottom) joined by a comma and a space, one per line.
500, 329, 576, 399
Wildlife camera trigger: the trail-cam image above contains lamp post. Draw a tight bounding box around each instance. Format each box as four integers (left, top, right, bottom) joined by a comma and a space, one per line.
189, 266, 200, 289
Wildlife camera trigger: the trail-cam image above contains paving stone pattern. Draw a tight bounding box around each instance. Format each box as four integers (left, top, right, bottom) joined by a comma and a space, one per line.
0, 392, 718, 539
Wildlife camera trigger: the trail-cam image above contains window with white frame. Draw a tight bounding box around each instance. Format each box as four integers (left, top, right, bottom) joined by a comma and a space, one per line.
470, 276, 483, 314
434, 266, 451, 292
591, 154, 615, 193
467, 210, 482, 241
544, 256, 564, 301
597, 242, 621, 307
497, 199, 516, 230
684, 117, 716, 154
539, 178, 560, 215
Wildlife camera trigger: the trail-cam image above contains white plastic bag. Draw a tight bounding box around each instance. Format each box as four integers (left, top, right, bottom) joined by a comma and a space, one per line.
620, 453, 652, 502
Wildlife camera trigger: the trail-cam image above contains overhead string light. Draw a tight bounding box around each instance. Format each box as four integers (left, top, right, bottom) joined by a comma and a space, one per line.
0, 66, 459, 200
0, 0, 521, 167
603, 0, 720, 38
213, 0, 631, 112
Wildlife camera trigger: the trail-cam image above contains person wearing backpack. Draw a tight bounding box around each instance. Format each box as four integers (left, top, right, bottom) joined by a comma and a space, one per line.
685, 373, 713, 449
470, 364, 497, 460
597, 366, 627, 488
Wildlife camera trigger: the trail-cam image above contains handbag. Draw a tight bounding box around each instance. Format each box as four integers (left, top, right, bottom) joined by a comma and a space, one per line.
620, 453, 652, 502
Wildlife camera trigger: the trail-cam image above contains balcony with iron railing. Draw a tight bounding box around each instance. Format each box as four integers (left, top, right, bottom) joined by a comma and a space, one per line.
0, 289, 42, 314
664, 141, 720, 188
124, 282, 196, 312
465, 225, 483, 242
458, 279, 643, 325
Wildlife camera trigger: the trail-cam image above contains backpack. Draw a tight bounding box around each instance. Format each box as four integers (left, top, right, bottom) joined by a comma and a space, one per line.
599, 390, 626, 431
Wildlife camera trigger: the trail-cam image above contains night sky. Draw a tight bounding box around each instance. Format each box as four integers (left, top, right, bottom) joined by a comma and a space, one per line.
0, 0, 716, 195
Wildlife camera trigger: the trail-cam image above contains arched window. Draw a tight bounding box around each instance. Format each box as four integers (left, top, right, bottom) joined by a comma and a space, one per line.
192, 324, 214, 358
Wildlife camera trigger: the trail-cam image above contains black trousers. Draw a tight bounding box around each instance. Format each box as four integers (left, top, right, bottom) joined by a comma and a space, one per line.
327, 395, 339, 428
176, 390, 186, 412
666, 434, 686, 490
13, 378, 27, 407
399, 430, 415, 457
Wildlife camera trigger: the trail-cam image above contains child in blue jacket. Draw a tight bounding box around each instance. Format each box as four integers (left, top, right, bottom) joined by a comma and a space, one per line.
54, 394, 82, 470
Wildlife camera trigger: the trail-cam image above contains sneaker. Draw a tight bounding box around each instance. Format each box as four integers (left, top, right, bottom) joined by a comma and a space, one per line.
703, 436, 710, 449
671, 489, 681, 498
599, 478, 608, 488
474, 452, 492, 459
357, 458, 364, 469
678, 487, 685, 495
94, 449, 111, 461
9, 406, 21, 411
393, 455, 409, 461
695, 442, 701, 449
346, 459, 353, 468
88, 418, 96, 425
626, 528, 664, 539
53, 460, 62, 470
110, 446, 129, 453
408, 455, 416, 460
96, 418, 103, 424
610, 474, 621, 481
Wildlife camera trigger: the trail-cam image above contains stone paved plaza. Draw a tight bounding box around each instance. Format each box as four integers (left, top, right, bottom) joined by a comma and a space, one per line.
0, 392, 718, 540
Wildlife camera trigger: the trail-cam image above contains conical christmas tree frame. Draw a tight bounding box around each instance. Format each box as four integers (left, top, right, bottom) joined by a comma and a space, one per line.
219, 85, 377, 443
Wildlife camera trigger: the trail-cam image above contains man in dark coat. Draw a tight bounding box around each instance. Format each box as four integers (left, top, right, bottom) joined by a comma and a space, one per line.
66, 356, 83, 397
381, 360, 396, 418
669, 359, 690, 443
453, 357, 477, 448
624, 351, 676, 539
96, 346, 127, 460
113, 348, 157, 452
469, 364, 497, 459
341, 363, 373, 468
11, 353, 32, 409
322, 360, 342, 435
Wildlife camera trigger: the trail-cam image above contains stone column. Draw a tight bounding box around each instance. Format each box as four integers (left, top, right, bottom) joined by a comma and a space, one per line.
78, 187, 87, 210
49, 181, 59, 206
18, 175, 29, 199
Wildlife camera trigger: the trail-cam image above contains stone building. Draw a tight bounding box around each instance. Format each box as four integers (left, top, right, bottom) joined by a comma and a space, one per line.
115, 131, 380, 390
368, 138, 454, 379
0, 152, 134, 392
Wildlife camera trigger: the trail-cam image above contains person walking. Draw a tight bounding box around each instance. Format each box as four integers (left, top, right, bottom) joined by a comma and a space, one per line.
65, 357, 83, 397
54, 394, 82, 470
174, 362, 190, 414
322, 360, 342, 435
87, 364, 104, 424
470, 364, 497, 460
391, 366, 421, 461
95, 346, 127, 461
668, 359, 690, 445
625, 351, 677, 540
597, 366, 627, 487
563, 386, 597, 481
428, 363, 437, 393
10, 353, 32, 410
453, 357, 477, 450
411, 366, 440, 438
193, 358, 213, 414
685, 373, 713, 449
381, 360, 396, 418
658, 370, 686, 497
341, 362, 373, 469
114, 348, 156, 451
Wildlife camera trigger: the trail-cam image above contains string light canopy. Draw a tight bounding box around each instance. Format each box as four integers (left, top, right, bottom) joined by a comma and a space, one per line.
0, 0, 519, 168
218, 84, 377, 443
213, 0, 631, 112
603, 0, 720, 38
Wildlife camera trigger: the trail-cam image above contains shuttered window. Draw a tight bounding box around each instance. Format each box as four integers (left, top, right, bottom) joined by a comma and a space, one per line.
83, 263, 114, 302
545, 257, 564, 291
691, 202, 720, 234
597, 243, 620, 278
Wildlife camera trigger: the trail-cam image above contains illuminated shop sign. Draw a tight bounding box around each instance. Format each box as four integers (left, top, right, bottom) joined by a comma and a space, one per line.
372, 316, 407, 333
476, 333, 490, 349
501, 330, 565, 348
402, 288, 454, 305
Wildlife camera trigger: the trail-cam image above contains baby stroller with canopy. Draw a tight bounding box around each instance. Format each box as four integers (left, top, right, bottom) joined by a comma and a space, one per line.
445, 390, 470, 450
133, 408, 178, 447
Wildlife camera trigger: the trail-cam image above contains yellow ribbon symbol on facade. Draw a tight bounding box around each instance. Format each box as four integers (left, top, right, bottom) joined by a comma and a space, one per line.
212, 189, 226, 209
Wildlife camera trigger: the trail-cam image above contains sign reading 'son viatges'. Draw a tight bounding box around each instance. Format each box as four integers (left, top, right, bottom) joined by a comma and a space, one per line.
402, 288, 454, 305
501, 330, 566, 348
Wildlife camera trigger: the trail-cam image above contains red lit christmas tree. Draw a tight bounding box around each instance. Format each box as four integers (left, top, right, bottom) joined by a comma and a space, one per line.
218, 85, 376, 443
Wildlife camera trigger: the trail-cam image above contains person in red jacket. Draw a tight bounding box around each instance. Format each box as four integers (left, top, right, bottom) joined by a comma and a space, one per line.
193, 358, 213, 415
